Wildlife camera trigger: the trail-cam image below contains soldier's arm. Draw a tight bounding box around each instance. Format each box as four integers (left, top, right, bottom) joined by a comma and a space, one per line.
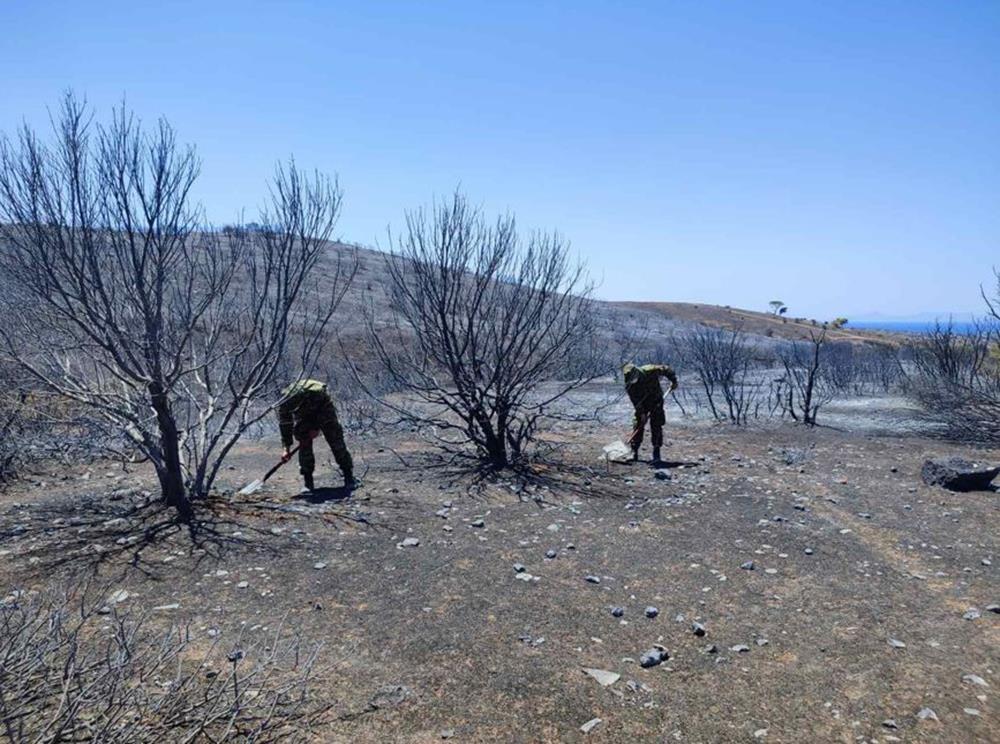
655, 365, 679, 390
278, 398, 294, 449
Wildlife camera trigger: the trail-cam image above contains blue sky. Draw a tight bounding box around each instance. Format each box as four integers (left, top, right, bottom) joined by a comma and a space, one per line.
2, 1, 998, 320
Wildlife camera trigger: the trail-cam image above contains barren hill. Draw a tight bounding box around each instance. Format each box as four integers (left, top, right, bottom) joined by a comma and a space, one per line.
324, 242, 897, 350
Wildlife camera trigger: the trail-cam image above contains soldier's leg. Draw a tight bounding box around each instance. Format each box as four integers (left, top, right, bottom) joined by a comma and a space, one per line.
650, 405, 666, 461
297, 432, 316, 490
628, 408, 647, 457
318, 402, 354, 482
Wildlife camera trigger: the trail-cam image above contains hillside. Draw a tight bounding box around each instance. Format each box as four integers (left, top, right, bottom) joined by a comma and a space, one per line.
614, 301, 896, 345
324, 242, 898, 352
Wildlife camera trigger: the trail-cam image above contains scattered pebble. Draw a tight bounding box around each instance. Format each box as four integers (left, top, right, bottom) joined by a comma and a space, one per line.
962, 673, 988, 688
585, 575, 601, 584
917, 707, 939, 722
645, 606, 659, 618
582, 668, 620, 687
639, 647, 669, 668
397, 537, 420, 548
580, 718, 602, 734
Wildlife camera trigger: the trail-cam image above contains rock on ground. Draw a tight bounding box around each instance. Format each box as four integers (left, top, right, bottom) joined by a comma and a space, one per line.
921, 457, 1000, 492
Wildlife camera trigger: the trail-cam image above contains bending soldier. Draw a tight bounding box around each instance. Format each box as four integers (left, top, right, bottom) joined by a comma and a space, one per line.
622, 363, 678, 463
278, 379, 356, 492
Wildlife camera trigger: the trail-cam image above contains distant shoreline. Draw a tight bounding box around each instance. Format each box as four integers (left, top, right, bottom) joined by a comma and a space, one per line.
848, 320, 980, 335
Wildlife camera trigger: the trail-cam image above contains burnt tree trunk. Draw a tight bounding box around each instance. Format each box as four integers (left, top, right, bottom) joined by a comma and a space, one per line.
149, 383, 193, 523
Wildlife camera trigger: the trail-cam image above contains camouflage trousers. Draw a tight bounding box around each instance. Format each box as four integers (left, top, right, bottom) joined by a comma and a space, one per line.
294, 400, 353, 479
628, 403, 665, 451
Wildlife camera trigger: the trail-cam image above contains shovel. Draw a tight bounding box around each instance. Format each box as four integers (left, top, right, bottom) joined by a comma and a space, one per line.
238, 431, 316, 496
603, 416, 646, 465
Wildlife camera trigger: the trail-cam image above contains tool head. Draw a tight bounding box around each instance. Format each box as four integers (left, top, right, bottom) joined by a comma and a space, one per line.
238, 478, 264, 496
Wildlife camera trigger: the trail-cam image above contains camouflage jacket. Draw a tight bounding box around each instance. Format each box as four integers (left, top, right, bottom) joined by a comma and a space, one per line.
278, 379, 331, 447
622, 363, 677, 409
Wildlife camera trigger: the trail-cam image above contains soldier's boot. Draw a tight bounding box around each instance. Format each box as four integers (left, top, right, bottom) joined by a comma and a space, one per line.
631, 447, 640, 462
343, 469, 359, 490
301, 472, 315, 495
652, 447, 662, 463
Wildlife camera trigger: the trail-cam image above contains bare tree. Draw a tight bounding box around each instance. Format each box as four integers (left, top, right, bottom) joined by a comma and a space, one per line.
353, 192, 598, 468
778, 329, 832, 426
0, 94, 354, 521
824, 341, 904, 397
0, 586, 327, 742
679, 326, 767, 425
906, 318, 1000, 442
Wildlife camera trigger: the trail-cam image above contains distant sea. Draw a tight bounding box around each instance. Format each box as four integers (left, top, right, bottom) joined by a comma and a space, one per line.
848, 320, 980, 335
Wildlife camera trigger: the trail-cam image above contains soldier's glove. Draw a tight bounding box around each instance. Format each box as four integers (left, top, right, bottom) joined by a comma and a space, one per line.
281, 447, 293, 463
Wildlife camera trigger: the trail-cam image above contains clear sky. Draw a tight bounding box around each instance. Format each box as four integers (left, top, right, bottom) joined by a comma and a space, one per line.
2, 1, 998, 320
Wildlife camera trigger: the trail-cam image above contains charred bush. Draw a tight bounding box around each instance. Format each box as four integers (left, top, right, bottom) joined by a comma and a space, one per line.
354, 192, 602, 467
0, 586, 328, 742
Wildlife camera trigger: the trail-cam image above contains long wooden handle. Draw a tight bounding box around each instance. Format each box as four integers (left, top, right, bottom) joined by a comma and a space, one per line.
261, 443, 301, 484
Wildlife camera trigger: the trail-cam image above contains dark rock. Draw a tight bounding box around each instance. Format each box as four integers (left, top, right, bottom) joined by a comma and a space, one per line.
611, 606, 625, 618
639, 646, 669, 668
741, 561, 755, 570
545, 549, 558, 559
921, 458, 1000, 492
653, 469, 672, 481
585, 575, 601, 584
513, 563, 526, 573
644, 606, 659, 618
691, 621, 706, 636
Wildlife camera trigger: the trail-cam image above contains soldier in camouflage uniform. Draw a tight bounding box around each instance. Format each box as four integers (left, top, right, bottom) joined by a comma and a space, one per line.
622, 363, 678, 463
278, 379, 356, 492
